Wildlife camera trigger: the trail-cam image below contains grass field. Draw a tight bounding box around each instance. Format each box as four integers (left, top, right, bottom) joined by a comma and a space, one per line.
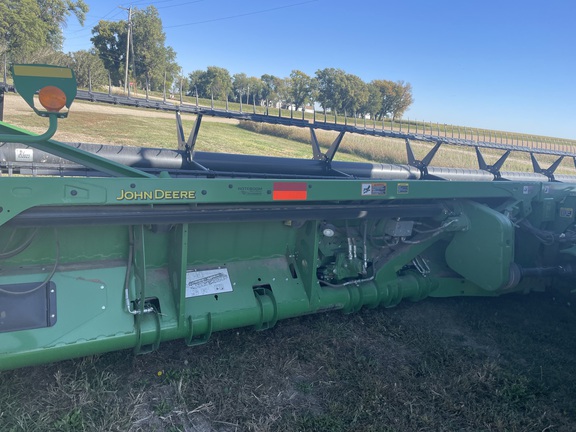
111, 87, 576, 151
1, 95, 576, 431
4, 93, 576, 175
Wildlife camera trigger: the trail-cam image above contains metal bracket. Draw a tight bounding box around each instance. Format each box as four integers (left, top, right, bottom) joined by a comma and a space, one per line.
531, 153, 564, 181
406, 139, 442, 176
310, 128, 346, 163
186, 313, 213, 346
0, 114, 59, 143
175, 111, 208, 171
476, 147, 510, 179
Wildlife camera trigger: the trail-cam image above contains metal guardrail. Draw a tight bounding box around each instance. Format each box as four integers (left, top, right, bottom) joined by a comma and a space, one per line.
2, 85, 574, 180
75, 90, 576, 160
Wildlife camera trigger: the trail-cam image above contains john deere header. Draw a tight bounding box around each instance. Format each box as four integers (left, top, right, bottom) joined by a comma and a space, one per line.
0, 64, 575, 370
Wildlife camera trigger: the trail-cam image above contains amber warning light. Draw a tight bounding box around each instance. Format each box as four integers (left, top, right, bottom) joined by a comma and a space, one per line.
38, 86, 67, 112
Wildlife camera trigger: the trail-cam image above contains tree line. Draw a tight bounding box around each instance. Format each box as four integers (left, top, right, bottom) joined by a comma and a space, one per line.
189, 67, 413, 120
1, 2, 413, 120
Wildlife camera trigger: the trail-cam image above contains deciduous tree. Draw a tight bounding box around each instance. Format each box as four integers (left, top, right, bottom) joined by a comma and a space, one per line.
65, 49, 107, 88
261, 74, 283, 107
131, 6, 177, 92
203, 66, 232, 100
186, 67, 232, 100
371, 80, 414, 120
188, 70, 203, 97
91, 20, 127, 86
232, 73, 249, 102
361, 82, 382, 119
38, 0, 88, 49
390, 80, 413, 120
91, 6, 178, 91
0, 0, 87, 61
315, 67, 345, 113
288, 70, 315, 111
246, 76, 263, 105
339, 73, 369, 116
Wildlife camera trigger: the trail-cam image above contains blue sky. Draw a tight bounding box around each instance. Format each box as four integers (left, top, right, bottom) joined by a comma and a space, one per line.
62, 0, 576, 139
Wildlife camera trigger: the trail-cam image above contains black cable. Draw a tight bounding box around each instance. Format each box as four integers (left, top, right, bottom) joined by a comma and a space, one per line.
0, 228, 38, 260
0, 229, 60, 296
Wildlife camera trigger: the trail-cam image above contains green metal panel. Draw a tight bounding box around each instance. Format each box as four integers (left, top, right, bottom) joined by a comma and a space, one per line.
445, 201, 515, 291
0, 266, 136, 370
0, 149, 573, 371
0, 175, 539, 228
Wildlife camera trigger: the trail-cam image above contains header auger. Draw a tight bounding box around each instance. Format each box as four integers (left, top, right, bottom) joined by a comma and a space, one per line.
1, 64, 575, 370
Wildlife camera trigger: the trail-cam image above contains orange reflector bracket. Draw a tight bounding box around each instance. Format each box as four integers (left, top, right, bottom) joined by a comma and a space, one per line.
10, 64, 76, 118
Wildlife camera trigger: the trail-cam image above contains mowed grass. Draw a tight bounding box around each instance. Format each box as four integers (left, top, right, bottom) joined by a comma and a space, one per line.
5, 93, 576, 175
2, 96, 576, 431
3, 94, 367, 161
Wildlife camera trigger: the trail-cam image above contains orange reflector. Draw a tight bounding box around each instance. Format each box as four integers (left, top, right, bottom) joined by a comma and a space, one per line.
38, 86, 67, 112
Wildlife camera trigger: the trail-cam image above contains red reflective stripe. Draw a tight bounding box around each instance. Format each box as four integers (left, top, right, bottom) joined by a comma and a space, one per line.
272, 182, 308, 200
273, 190, 307, 200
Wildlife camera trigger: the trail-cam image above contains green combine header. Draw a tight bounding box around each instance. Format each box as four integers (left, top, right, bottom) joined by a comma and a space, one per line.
0, 65, 574, 370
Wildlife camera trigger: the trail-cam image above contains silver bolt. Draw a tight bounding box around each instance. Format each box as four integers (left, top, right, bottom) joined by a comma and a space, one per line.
322, 228, 335, 237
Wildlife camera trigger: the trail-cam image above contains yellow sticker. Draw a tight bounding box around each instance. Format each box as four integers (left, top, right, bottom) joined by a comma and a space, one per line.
13, 65, 73, 79
397, 183, 409, 194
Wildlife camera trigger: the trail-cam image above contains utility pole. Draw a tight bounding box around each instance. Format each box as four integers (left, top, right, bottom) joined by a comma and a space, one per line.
120, 5, 132, 94
0, 53, 6, 121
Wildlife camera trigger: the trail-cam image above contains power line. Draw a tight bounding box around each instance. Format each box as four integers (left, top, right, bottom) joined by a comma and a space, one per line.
164, 0, 319, 29
63, 0, 199, 40
130, 0, 203, 6
66, 0, 319, 73
154, 0, 206, 10
66, 8, 124, 35
119, 0, 184, 7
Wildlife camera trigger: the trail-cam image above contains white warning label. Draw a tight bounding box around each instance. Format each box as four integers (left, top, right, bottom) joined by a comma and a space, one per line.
185, 268, 233, 298
15, 148, 33, 162
361, 182, 387, 196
